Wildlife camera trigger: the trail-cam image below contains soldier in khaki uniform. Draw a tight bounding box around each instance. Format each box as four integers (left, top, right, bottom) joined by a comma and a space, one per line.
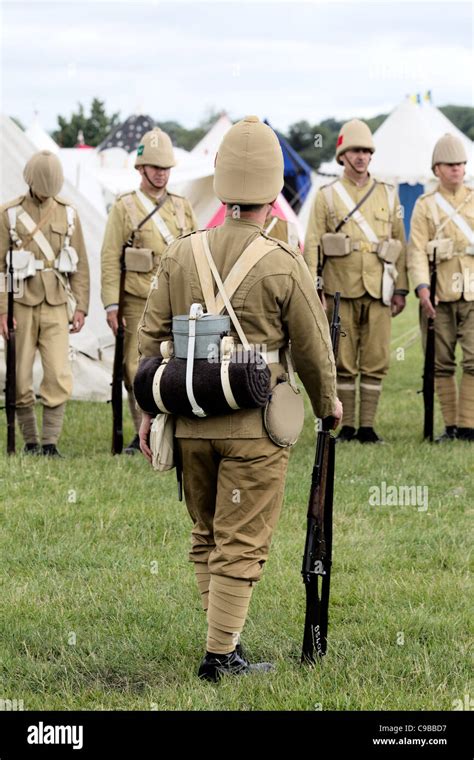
101, 128, 197, 453
137, 116, 341, 681
408, 134, 474, 442
0, 151, 90, 456
304, 120, 408, 443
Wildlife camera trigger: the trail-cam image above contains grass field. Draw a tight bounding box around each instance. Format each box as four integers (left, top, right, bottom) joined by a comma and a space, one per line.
0, 295, 472, 711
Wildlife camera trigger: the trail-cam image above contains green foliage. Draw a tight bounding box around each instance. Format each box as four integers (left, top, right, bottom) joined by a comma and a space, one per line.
156, 121, 206, 152
0, 297, 471, 710
440, 106, 474, 141
52, 98, 120, 148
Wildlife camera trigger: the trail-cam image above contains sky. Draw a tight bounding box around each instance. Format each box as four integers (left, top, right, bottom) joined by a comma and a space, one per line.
0, 0, 473, 134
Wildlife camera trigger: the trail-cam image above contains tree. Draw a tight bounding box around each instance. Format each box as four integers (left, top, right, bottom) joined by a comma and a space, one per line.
52, 98, 120, 147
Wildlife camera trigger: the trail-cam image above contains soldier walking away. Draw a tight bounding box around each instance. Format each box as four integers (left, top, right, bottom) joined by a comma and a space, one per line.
137, 116, 341, 681
101, 128, 197, 453
408, 134, 474, 442
304, 119, 409, 443
0, 151, 90, 457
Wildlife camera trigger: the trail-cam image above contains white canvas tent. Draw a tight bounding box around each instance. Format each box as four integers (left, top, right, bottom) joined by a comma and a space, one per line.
25, 115, 60, 154
0, 114, 112, 401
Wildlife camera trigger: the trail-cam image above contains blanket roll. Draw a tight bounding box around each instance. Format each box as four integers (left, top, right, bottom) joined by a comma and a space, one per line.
133, 356, 163, 416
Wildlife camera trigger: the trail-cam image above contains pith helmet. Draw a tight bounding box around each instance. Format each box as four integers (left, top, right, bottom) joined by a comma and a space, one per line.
336, 119, 375, 165
213, 115, 284, 204
135, 128, 176, 168
23, 150, 64, 197
432, 133, 468, 169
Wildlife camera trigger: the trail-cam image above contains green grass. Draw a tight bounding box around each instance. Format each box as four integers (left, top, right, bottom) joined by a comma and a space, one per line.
0, 295, 472, 711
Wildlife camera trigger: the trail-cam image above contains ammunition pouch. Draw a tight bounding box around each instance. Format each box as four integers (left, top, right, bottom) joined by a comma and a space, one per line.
381, 262, 398, 306
426, 238, 454, 262
321, 232, 352, 257
55, 246, 78, 274
377, 238, 403, 264
7, 249, 39, 280
124, 247, 154, 273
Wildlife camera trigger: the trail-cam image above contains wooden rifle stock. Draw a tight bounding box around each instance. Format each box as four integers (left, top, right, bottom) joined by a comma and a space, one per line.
301, 291, 341, 662
422, 250, 437, 442
111, 247, 126, 454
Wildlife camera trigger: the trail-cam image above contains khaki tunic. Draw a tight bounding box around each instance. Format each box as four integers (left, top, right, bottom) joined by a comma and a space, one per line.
0, 193, 90, 408
407, 184, 474, 302
304, 175, 408, 296
138, 215, 337, 583
0, 194, 90, 315
264, 212, 301, 251
138, 216, 338, 437
101, 189, 197, 307
408, 183, 474, 377
101, 188, 197, 391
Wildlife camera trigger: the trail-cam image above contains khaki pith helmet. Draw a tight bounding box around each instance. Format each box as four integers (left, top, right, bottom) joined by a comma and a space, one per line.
23, 150, 64, 198
213, 115, 284, 204
135, 128, 176, 168
432, 133, 468, 169
336, 119, 375, 165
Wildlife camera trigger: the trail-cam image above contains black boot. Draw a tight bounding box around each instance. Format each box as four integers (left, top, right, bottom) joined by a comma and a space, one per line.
124, 434, 140, 455
457, 427, 474, 442
356, 427, 384, 444
336, 425, 356, 443
198, 649, 274, 682
435, 426, 457, 443
42, 444, 64, 458
23, 443, 41, 455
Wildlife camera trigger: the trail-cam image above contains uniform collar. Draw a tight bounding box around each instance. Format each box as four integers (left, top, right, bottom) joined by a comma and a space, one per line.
223, 216, 263, 231
437, 183, 469, 204
139, 186, 168, 204
24, 193, 55, 212
341, 172, 372, 189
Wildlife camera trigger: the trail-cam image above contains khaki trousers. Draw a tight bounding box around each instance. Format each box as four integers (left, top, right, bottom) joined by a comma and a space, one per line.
178, 437, 290, 582
122, 293, 146, 391
420, 300, 474, 376
327, 294, 391, 379
14, 301, 72, 407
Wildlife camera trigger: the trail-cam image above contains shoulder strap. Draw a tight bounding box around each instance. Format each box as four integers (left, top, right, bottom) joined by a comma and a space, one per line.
426, 195, 441, 229
265, 216, 278, 235
121, 194, 142, 230
190, 233, 217, 313
434, 191, 474, 242
200, 231, 250, 351
214, 235, 276, 313
332, 180, 379, 242
321, 185, 336, 225
16, 208, 55, 261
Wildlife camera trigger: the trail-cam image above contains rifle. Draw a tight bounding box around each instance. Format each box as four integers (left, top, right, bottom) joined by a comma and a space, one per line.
301, 291, 341, 663
110, 194, 169, 454
110, 243, 126, 454
316, 244, 324, 302
4, 248, 16, 454
422, 249, 437, 442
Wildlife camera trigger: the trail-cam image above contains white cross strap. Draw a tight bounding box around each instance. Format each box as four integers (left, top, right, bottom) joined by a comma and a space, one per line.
332, 181, 379, 244
434, 192, 474, 244
17, 209, 55, 261
136, 189, 175, 245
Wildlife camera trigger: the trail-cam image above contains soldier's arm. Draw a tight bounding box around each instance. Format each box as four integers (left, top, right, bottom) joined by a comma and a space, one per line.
303, 190, 327, 280
282, 256, 337, 419
137, 256, 173, 359
101, 201, 125, 308
392, 192, 409, 294
407, 200, 431, 293
0, 208, 10, 315
69, 214, 90, 315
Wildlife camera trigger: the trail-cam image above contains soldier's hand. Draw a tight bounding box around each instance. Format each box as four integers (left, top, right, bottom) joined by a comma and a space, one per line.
106, 308, 126, 336
332, 397, 343, 429
319, 291, 328, 312
0, 313, 16, 340
390, 294, 406, 317
70, 310, 85, 334
418, 287, 436, 319
139, 412, 153, 463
